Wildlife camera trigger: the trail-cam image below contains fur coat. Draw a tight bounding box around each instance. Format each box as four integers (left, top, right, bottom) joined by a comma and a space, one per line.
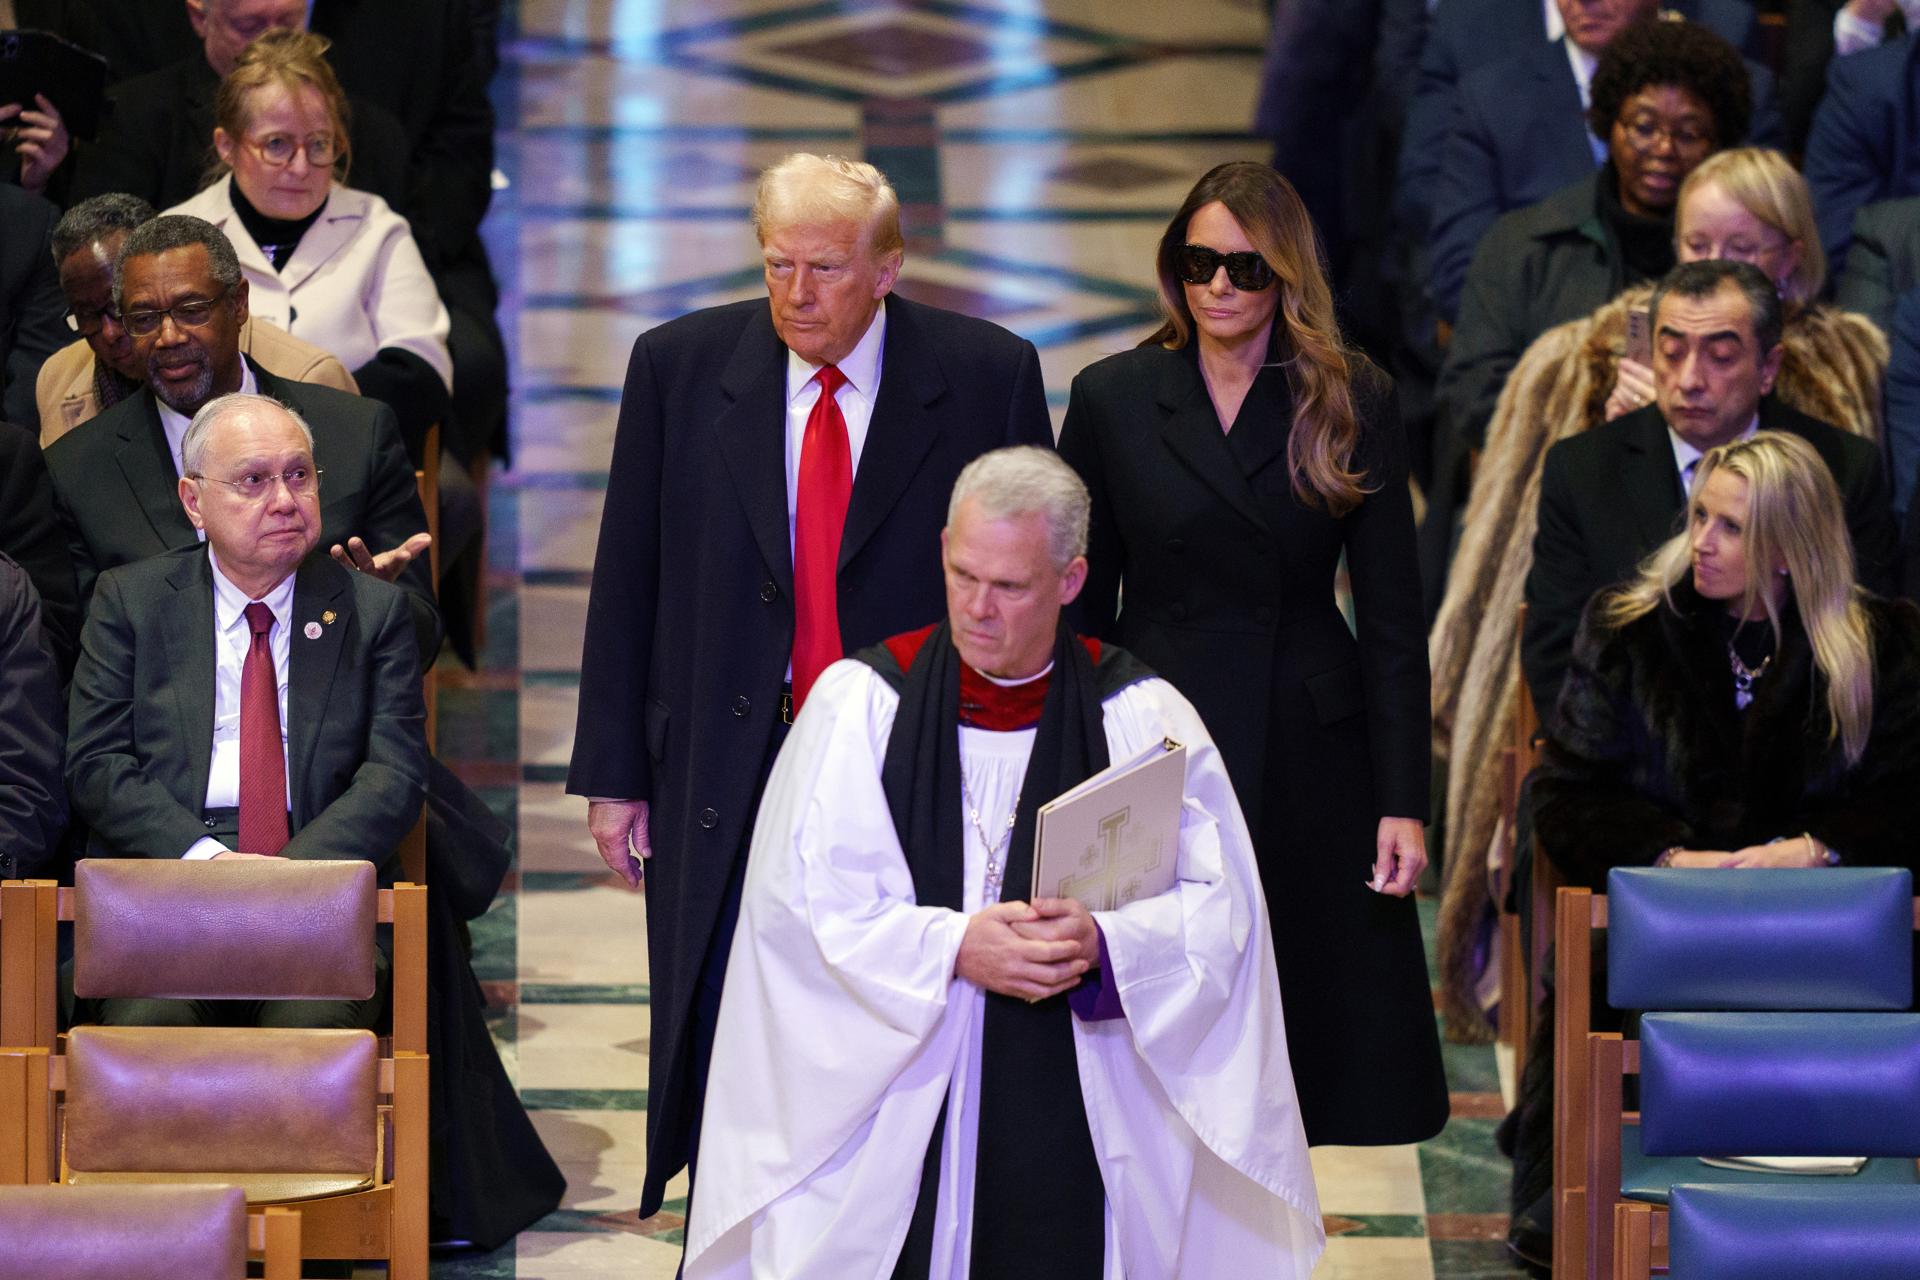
1534, 581, 1920, 885
1428, 288, 1888, 1039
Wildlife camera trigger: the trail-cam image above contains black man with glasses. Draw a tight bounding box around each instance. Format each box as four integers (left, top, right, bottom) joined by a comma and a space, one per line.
35, 192, 356, 449
65, 390, 425, 1029
1057, 161, 1450, 1150
43, 214, 440, 663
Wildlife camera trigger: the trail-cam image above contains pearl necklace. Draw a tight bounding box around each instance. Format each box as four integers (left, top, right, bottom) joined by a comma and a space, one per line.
958, 764, 1020, 903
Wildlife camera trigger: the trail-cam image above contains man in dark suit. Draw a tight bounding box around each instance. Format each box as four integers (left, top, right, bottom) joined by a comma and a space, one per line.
0, 552, 66, 881
1426, 13, 1782, 321
65, 391, 426, 1026
43, 215, 438, 658
0, 420, 80, 676
1805, 32, 1920, 275
1398, 0, 1756, 244
0, 184, 69, 434
1524, 260, 1898, 721
567, 153, 1052, 1231
1836, 195, 1920, 334
1781, 0, 1912, 155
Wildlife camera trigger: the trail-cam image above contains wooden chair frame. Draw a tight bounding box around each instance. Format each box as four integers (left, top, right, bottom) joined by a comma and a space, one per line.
1561, 890, 1920, 1279
0, 878, 429, 1279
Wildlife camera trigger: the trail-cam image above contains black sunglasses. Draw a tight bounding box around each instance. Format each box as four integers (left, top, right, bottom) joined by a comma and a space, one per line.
1175, 243, 1275, 291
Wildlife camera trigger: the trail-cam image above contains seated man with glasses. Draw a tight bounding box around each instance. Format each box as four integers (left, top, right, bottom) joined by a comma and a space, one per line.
35, 193, 357, 448
65, 390, 427, 1029
43, 214, 439, 662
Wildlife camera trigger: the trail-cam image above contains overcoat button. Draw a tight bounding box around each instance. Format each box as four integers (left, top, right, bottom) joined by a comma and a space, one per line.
760, 581, 779, 603
1166, 538, 1185, 554
699, 808, 719, 829
1170, 603, 1188, 621
732, 696, 751, 717
1255, 606, 1275, 624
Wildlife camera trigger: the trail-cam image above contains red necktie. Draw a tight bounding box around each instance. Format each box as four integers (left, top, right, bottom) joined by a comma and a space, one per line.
238, 601, 290, 854
792, 364, 852, 709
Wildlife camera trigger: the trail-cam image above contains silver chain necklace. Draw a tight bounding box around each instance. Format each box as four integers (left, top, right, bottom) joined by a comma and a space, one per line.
958, 764, 1020, 902
1728, 642, 1773, 710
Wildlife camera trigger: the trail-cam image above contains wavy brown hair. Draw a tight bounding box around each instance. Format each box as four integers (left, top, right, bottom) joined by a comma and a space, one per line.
206, 28, 353, 190
1144, 162, 1371, 515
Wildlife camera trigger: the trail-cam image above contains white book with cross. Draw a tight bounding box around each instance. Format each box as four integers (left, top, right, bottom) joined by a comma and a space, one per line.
1030, 739, 1186, 912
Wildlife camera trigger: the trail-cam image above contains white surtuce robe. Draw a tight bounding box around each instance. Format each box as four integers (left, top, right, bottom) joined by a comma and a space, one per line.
683, 658, 1324, 1279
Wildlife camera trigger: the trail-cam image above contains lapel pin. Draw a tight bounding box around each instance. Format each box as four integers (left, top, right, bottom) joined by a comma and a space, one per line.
304, 621, 323, 640
321, 610, 337, 625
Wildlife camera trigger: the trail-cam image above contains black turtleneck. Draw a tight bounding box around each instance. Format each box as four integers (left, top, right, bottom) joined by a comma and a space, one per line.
1595, 162, 1677, 287
230, 178, 326, 272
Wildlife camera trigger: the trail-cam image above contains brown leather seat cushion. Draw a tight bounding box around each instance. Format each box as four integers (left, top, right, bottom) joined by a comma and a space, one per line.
0, 1183, 246, 1279
64, 1026, 378, 1199
73, 859, 376, 1000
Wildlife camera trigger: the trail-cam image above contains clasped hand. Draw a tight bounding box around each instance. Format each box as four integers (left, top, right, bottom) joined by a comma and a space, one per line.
955, 897, 1098, 1001
1663, 837, 1819, 869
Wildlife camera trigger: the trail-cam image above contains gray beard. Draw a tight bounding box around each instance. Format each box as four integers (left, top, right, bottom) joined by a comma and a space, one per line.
149, 363, 214, 415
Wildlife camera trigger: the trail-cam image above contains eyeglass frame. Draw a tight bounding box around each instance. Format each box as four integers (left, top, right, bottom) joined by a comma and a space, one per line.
65, 306, 122, 336
185, 465, 324, 503
121, 285, 235, 338
245, 131, 340, 169
1174, 243, 1277, 292
1614, 112, 1715, 156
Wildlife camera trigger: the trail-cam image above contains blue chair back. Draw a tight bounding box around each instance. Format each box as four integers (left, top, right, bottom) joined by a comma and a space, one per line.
1638, 1012, 1920, 1156
1607, 867, 1913, 1011
1669, 1184, 1920, 1280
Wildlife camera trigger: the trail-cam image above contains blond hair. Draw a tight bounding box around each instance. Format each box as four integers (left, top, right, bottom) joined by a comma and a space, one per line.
1143, 161, 1372, 516
208, 29, 351, 188
750, 153, 904, 260
1603, 431, 1874, 763
1677, 148, 1824, 306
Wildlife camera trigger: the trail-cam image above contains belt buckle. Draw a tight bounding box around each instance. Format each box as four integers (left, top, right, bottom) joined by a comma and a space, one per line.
779, 691, 795, 725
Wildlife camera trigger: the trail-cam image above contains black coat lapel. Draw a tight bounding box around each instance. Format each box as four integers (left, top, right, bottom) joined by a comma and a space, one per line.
1622, 409, 1687, 552
160, 549, 218, 814
840, 298, 945, 573
287, 557, 351, 824
117, 397, 197, 551
713, 309, 796, 597
1155, 351, 1270, 533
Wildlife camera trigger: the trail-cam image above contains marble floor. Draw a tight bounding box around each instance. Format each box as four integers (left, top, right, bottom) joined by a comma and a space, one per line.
435, 1, 1530, 1275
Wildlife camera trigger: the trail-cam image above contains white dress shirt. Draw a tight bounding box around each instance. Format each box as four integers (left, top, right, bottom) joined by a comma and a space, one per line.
1563, 36, 1607, 165
183, 551, 295, 859
1834, 1, 1920, 57
1669, 415, 1761, 495
783, 300, 886, 554
1544, 0, 1565, 41
158, 363, 260, 543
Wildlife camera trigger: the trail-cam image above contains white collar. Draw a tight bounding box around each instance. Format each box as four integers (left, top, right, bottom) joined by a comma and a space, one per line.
208, 546, 296, 636
158, 361, 261, 475
977, 659, 1055, 688
785, 299, 886, 405
1562, 34, 1600, 106
1668, 413, 1762, 482
1544, 0, 1565, 41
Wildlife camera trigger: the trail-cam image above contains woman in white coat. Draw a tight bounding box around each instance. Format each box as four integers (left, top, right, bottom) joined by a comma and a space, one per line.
166, 27, 452, 464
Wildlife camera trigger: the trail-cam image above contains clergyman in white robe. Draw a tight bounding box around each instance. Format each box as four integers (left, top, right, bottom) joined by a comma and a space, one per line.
683, 656, 1325, 1279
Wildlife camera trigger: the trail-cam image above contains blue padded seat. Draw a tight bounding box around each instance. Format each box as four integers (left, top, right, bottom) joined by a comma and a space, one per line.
1607, 867, 1914, 1011
1638, 1013, 1920, 1156
1620, 1122, 1920, 1203
1667, 1184, 1920, 1280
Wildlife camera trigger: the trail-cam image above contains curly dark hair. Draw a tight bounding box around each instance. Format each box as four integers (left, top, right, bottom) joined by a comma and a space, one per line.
1586, 18, 1751, 148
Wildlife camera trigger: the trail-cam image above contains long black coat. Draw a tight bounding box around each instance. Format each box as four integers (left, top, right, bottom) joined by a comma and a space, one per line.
567, 295, 1052, 1214
1534, 580, 1920, 886
1057, 340, 1448, 1146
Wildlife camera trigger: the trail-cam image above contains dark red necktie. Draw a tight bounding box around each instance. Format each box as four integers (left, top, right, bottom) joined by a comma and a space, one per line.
238, 601, 289, 854
792, 364, 851, 709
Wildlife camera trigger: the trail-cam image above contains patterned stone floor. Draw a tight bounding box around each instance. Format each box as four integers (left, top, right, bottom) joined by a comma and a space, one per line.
427, 1, 1530, 1275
